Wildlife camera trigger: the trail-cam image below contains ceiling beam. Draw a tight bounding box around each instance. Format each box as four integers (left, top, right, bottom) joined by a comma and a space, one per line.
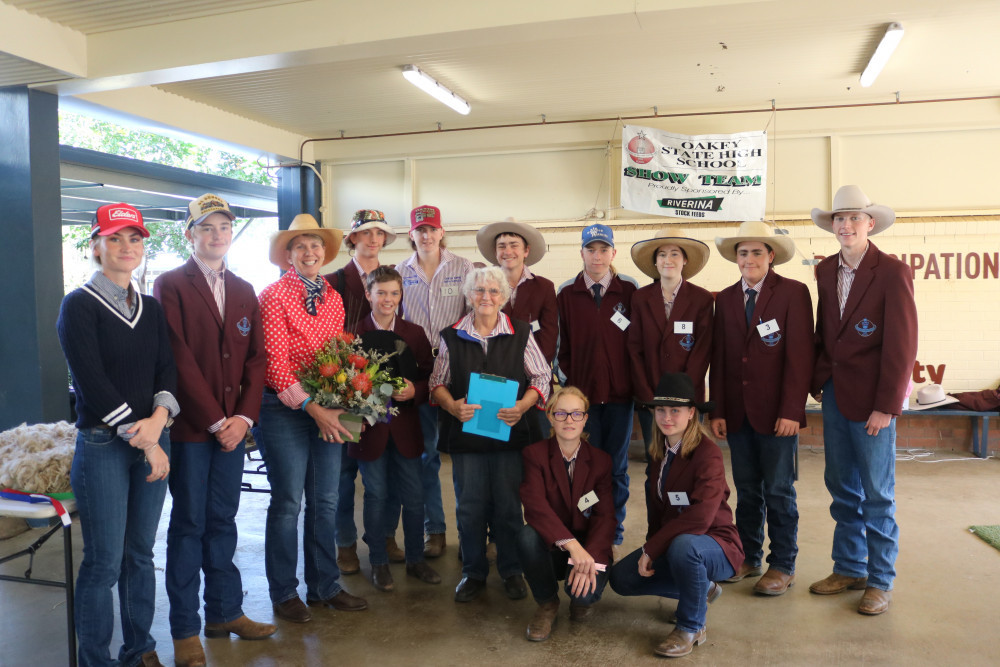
0, 2, 87, 78
68, 88, 312, 162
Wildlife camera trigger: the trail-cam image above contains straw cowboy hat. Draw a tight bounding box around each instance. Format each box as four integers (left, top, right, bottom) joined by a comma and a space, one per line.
269, 213, 343, 270
714, 220, 795, 265
476, 218, 547, 266
811, 185, 896, 235
630, 228, 710, 280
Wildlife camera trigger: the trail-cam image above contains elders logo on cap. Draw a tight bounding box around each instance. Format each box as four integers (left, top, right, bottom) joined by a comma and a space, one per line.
108, 206, 139, 223
92, 202, 150, 238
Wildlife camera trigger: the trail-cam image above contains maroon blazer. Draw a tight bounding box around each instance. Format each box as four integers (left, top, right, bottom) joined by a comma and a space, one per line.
628, 280, 714, 403
346, 316, 433, 461
709, 270, 815, 434
324, 260, 371, 326
557, 273, 636, 404
520, 437, 616, 567
153, 258, 266, 442
643, 435, 743, 570
502, 273, 558, 364
812, 242, 918, 420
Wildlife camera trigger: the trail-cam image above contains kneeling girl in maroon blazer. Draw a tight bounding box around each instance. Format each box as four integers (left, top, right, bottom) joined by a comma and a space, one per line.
517, 386, 615, 642
609, 373, 743, 659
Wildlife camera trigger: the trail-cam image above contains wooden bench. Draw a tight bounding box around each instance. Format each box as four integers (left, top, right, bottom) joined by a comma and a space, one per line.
804, 406, 995, 458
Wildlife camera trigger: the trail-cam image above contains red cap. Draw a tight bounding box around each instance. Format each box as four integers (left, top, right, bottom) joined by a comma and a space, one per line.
91, 203, 150, 238
409, 205, 443, 232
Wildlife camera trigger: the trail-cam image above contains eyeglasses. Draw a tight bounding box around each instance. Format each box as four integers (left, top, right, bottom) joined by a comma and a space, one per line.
552, 410, 586, 422
472, 287, 502, 297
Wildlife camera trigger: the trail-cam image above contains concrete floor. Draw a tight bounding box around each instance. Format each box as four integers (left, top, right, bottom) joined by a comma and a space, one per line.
2, 447, 998, 667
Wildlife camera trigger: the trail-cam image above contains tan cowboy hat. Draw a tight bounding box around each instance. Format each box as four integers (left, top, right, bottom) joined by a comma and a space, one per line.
714, 220, 795, 265
269, 213, 343, 270
476, 218, 547, 266
811, 185, 896, 235
630, 228, 710, 280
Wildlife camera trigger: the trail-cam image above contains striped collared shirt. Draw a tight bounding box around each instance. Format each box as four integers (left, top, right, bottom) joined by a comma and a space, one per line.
837, 243, 870, 318
581, 270, 613, 299
429, 312, 551, 405
740, 272, 767, 308
398, 248, 474, 347
352, 256, 370, 286
663, 278, 683, 320
87, 270, 137, 318
370, 312, 396, 331
509, 265, 534, 307
191, 253, 226, 317
554, 442, 582, 549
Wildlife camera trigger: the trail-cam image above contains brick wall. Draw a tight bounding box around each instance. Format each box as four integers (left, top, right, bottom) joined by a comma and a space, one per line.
798, 413, 996, 456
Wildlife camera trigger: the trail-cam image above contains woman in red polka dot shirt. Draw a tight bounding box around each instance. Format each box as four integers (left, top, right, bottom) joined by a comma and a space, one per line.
258, 214, 369, 623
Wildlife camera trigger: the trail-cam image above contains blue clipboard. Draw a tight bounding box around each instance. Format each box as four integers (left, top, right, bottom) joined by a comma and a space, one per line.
462, 372, 519, 442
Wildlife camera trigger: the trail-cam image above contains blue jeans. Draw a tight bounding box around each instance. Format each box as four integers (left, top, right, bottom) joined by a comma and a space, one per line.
451, 451, 524, 580
516, 525, 608, 605
609, 537, 735, 634
585, 402, 634, 544
821, 380, 898, 591
336, 448, 359, 547
727, 418, 799, 573
71, 426, 170, 667
165, 438, 246, 639
260, 392, 343, 604
357, 439, 426, 564
416, 403, 447, 535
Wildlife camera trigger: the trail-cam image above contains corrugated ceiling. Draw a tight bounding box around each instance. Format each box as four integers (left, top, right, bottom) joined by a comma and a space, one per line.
4, 0, 307, 33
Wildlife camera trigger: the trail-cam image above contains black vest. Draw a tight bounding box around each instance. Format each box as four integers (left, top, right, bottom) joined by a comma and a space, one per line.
438, 318, 541, 454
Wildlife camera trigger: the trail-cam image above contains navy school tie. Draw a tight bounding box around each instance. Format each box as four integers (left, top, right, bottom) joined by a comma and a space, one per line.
591, 283, 603, 309
745, 288, 756, 326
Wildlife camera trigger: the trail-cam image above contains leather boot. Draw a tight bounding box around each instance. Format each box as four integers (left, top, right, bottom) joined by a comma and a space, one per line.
172, 636, 205, 667
526, 599, 560, 641
204, 615, 277, 639
424, 533, 446, 559
337, 542, 361, 574
654, 627, 707, 658
386, 535, 406, 563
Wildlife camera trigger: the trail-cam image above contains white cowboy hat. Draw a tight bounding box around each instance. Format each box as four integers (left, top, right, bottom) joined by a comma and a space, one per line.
269, 213, 343, 270
908, 384, 960, 411
811, 185, 896, 235
714, 220, 795, 265
476, 218, 547, 266
630, 228, 710, 280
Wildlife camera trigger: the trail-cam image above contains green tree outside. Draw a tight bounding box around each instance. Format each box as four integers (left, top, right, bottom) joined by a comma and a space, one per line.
60, 111, 275, 263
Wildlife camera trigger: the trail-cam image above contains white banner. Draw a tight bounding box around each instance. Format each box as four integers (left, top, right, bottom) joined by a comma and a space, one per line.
621, 125, 767, 221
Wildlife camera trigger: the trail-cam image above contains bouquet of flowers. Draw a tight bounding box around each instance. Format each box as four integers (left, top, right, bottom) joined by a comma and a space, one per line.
297, 331, 408, 441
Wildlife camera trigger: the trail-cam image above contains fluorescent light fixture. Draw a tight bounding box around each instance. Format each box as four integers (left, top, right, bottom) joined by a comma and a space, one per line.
402, 65, 471, 115
860, 22, 904, 88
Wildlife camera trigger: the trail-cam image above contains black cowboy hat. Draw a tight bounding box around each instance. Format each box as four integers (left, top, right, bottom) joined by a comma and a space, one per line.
644, 373, 714, 413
